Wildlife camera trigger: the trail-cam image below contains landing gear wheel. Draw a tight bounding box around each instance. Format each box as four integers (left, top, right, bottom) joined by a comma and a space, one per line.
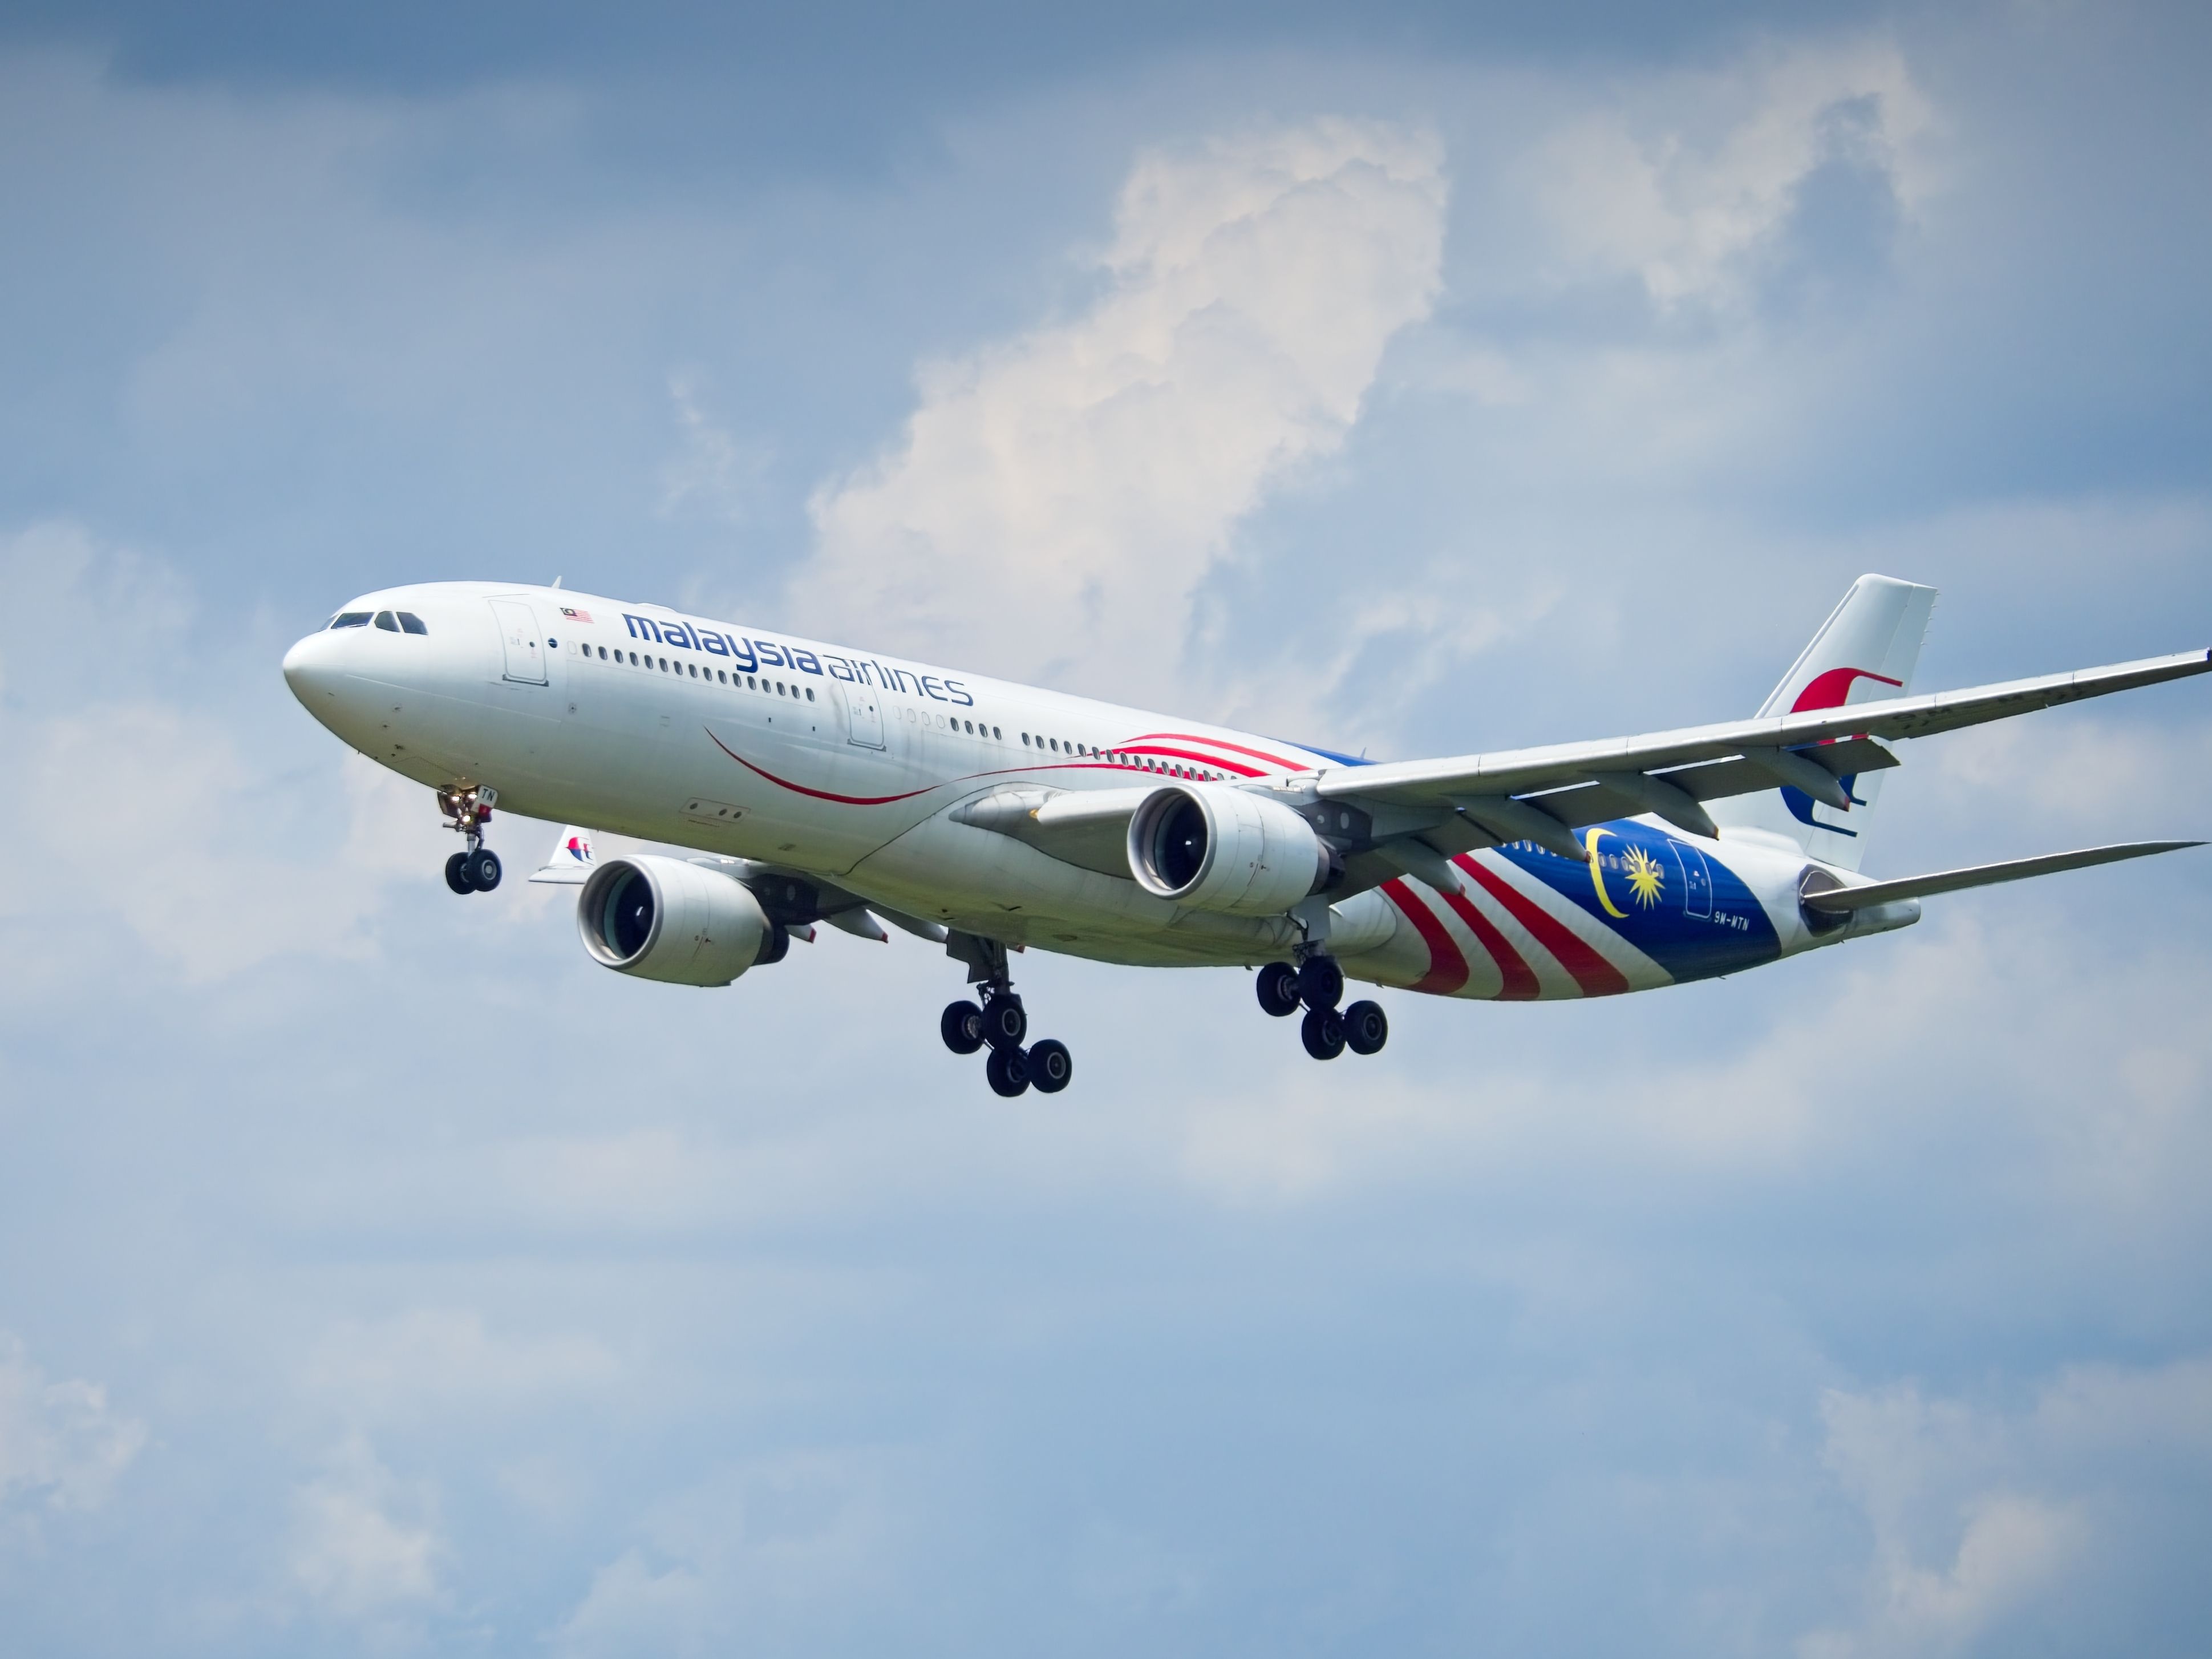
444, 851, 475, 894
986, 1045, 1031, 1098
1297, 954, 1344, 1011
983, 997, 1027, 1050
1301, 1006, 1346, 1061
940, 1001, 986, 1055
1256, 961, 1302, 1017
464, 847, 503, 892
1027, 1039, 1073, 1094
1342, 1000, 1388, 1056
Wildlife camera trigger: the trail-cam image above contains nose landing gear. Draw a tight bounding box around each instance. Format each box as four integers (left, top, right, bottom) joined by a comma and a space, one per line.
437, 786, 502, 894
940, 933, 1072, 1097
1260, 953, 1388, 1062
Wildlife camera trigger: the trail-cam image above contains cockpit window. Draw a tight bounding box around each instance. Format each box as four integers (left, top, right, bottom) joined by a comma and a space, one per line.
330, 612, 371, 629
397, 612, 428, 634
374, 610, 400, 632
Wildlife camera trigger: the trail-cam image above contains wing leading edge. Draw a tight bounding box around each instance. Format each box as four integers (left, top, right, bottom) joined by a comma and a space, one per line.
1313, 648, 2212, 844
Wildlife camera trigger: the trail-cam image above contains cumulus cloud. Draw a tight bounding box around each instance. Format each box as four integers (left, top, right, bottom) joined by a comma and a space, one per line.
658, 373, 770, 524
0, 520, 474, 985
798, 118, 1447, 697
550, 1453, 902, 1658
1530, 39, 1938, 313
289, 1437, 444, 1618
0, 1335, 147, 1519
1797, 1359, 2212, 1656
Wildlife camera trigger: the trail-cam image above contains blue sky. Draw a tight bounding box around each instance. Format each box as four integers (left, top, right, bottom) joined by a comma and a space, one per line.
1, 4, 2209, 1654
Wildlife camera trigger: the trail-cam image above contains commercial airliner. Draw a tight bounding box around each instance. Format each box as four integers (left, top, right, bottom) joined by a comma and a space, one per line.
282, 576, 2206, 1095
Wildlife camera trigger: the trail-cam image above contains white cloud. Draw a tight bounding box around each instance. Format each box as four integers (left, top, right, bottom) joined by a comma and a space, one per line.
1530, 39, 1939, 311
0, 1334, 147, 1518
1794, 1359, 2212, 1657
549, 1452, 902, 1658
551, 1551, 710, 1658
289, 1437, 444, 1618
0, 520, 485, 985
658, 372, 769, 524
798, 118, 1447, 697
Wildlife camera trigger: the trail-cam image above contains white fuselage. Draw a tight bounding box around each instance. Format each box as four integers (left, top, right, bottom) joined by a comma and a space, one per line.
282, 582, 1891, 1000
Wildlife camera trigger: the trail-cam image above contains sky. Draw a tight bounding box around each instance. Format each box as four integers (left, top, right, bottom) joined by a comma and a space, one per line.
1, 2, 2210, 1653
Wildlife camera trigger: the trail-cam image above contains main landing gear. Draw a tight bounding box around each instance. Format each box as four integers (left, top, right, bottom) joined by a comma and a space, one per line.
1256, 956, 1388, 1062
437, 786, 503, 895
939, 938, 1072, 1098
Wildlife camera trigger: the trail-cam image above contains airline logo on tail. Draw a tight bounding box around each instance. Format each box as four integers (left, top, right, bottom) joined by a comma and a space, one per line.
1782, 666, 1902, 835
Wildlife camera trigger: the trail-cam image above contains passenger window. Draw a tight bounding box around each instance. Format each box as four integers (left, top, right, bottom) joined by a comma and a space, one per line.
716, 670, 726, 683
398, 612, 428, 635
1022, 733, 1030, 746
806, 687, 815, 701
688, 663, 698, 677
630, 652, 639, 665
373, 611, 399, 632
329, 612, 371, 629
1048, 738, 1058, 752
598, 646, 607, 659
747, 675, 756, 689
992, 726, 1001, 739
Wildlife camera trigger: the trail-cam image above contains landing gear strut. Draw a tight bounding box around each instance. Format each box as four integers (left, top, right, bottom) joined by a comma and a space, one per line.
1259, 951, 1387, 1063
941, 933, 1072, 1097
437, 786, 502, 894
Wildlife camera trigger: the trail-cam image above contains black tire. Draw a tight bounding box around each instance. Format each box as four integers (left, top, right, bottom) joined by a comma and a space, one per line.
1297, 954, 1343, 1011
465, 848, 503, 891
940, 1000, 986, 1055
1027, 1039, 1073, 1094
444, 851, 475, 894
1301, 1006, 1346, 1061
1342, 1000, 1388, 1056
986, 1044, 1031, 1098
984, 996, 1027, 1049
1255, 961, 1302, 1017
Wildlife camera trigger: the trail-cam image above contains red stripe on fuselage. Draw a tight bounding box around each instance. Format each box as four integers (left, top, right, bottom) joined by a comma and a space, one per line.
706, 731, 941, 805
1437, 888, 1540, 1000
1122, 732, 1314, 772
1114, 744, 1262, 777
1382, 879, 1469, 995
1453, 855, 1630, 997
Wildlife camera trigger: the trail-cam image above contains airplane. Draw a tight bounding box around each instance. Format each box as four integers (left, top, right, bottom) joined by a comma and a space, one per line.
281, 575, 2208, 1096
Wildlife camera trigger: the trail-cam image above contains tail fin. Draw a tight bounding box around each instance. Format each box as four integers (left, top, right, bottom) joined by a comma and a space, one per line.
528, 825, 598, 885
1709, 574, 1938, 871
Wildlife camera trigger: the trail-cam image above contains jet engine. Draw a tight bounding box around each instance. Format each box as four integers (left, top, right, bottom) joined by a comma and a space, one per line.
1126, 783, 1336, 916
577, 855, 781, 985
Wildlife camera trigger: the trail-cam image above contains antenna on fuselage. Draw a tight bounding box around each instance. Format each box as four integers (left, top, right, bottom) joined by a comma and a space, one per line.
552, 576, 564, 589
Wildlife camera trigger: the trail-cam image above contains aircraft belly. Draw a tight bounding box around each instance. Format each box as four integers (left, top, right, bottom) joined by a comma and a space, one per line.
843, 815, 1299, 963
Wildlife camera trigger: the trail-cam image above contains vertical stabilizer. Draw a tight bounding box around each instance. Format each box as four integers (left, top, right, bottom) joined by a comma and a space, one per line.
1709, 574, 1938, 871
529, 826, 599, 885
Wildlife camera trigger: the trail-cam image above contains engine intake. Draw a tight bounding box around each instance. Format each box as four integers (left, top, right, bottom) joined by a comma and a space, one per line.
577, 855, 779, 985
1127, 784, 1334, 916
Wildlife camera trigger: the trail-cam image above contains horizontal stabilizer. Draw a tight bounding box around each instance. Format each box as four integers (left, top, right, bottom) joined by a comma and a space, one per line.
1801, 840, 2202, 913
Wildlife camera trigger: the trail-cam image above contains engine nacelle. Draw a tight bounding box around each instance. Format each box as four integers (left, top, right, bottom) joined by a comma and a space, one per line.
577, 855, 777, 986
1126, 783, 1334, 916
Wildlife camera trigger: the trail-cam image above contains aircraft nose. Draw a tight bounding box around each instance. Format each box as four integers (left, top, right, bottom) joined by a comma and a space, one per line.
282, 629, 343, 711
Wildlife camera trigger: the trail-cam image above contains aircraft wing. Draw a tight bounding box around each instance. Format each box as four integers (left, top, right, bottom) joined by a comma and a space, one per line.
1314, 648, 2212, 853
